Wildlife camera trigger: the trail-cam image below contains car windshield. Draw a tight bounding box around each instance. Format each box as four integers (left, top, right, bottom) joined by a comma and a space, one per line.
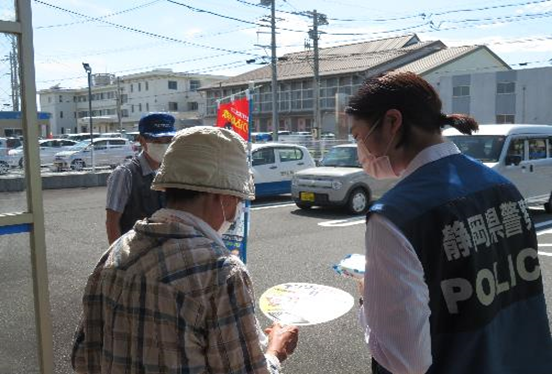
446, 135, 506, 163
320, 146, 359, 167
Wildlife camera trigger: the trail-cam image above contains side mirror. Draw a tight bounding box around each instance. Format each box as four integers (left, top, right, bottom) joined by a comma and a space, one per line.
505, 155, 522, 166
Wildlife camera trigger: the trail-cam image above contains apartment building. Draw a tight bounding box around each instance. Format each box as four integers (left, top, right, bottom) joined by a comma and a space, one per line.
435, 66, 552, 125
201, 33, 511, 138
39, 69, 227, 135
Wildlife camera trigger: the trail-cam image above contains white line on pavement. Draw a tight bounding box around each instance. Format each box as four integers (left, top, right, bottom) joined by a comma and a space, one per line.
318, 217, 365, 227
539, 252, 552, 257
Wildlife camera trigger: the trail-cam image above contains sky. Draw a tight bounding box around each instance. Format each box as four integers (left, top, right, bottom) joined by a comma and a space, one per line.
7, 0, 552, 104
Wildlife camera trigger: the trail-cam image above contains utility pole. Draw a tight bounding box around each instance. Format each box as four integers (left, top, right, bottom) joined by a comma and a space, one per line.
116, 77, 123, 133
260, 0, 278, 141
308, 10, 327, 140
9, 35, 19, 111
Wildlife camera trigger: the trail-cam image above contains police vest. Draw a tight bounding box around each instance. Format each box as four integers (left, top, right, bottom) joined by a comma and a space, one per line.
368, 153, 552, 374
119, 157, 165, 235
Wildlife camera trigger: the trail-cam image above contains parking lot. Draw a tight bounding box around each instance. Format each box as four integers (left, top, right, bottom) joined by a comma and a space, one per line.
1, 187, 551, 373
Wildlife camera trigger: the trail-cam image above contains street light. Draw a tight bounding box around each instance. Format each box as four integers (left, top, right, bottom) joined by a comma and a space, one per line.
82, 62, 95, 173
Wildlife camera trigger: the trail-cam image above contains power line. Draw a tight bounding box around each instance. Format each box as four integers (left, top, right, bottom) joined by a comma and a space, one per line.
35, 0, 163, 29
37, 59, 248, 85
33, 0, 261, 57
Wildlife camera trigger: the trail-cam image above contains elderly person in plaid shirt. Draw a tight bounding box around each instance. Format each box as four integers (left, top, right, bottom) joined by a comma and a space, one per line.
72, 127, 299, 373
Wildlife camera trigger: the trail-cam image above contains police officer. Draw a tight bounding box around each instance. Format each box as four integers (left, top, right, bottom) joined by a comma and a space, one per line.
347, 71, 552, 374
105, 112, 176, 244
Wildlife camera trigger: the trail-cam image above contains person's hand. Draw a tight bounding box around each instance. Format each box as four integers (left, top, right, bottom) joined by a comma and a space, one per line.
265, 322, 299, 362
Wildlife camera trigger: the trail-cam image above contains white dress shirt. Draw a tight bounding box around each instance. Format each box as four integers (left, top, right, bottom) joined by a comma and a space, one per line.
360, 141, 461, 374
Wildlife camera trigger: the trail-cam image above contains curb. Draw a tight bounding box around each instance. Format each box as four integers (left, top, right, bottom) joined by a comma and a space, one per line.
0, 171, 112, 192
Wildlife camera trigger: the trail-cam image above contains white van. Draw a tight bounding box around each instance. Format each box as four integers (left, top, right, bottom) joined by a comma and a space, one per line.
443, 124, 552, 212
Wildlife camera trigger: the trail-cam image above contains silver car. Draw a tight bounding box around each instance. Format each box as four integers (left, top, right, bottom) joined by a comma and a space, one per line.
8, 139, 78, 168
291, 144, 395, 214
52, 137, 134, 171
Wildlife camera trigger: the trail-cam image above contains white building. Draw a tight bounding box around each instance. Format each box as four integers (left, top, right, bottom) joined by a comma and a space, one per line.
434, 66, 552, 125
39, 69, 227, 135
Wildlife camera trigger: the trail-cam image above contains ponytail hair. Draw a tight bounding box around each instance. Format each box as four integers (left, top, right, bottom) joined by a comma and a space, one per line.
439, 113, 479, 135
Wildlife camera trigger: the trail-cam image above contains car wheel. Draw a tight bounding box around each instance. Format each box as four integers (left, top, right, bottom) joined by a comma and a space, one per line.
18, 157, 23, 168
545, 194, 552, 214
347, 188, 369, 215
71, 159, 85, 171
0, 161, 8, 175
295, 202, 312, 210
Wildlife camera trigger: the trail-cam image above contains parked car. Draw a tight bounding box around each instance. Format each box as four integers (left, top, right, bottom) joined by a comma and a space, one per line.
125, 131, 141, 153
65, 133, 101, 142
52, 137, 134, 171
8, 139, 78, 168
0, 153, 10, 175
252, 143, 316, 197
444, 124, 552, 212
0, 136, 23, 155
252, 132, 273, 143
291, 144, 395, 214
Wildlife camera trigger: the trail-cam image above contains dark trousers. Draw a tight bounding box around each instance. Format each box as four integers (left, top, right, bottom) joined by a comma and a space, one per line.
372, 358, 393, 374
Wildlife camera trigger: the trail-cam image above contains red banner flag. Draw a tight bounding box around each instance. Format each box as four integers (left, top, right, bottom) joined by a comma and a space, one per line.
216, 97, 250, 141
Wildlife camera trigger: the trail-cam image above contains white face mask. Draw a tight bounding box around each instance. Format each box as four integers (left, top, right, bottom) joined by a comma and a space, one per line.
146, 143, 169, 163
218, 199, 243, 235
356, 118, 399, 180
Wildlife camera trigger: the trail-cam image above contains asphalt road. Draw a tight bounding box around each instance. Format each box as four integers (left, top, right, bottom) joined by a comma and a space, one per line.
1, 187, 552, 373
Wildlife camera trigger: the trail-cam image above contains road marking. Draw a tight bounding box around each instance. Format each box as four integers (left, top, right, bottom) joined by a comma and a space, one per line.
251, 203, 295, 211
539, 252, 552, 257
319, 217, 365, 227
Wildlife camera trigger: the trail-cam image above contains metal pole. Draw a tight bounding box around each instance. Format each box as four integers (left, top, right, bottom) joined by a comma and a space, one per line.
312, 10, 321, 140
116, 76, 123, 132
86, 70, 95, 173
270, 0, 278, 141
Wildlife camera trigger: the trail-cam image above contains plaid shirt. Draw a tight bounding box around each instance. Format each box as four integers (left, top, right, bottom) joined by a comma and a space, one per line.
72, 209, 280, 374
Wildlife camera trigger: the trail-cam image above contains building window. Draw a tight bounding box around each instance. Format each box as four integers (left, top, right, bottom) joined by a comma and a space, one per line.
131, 105, 135, 113
48, 96, 51, 103
138, 103, 142, 112
121, 109, 129, 118
138, 83, 141, 91
188, 102, 198, 111
59, 111, 63, 118
59, 95, 63, 103
168, 102, 178, 111
496, 114, 515, 124
120, 94, 128, 104
168, 80, 177, 90
146, 102, 149, 111
497, 81, 515, 94
190, 79, 201, 91
145, 81, 149, 91
73, 112, 76, 118
130, 84, 134, 93
453, 85, 470, 97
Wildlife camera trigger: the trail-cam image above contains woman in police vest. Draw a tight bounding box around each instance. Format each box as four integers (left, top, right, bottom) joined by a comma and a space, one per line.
347, 71, 552, 374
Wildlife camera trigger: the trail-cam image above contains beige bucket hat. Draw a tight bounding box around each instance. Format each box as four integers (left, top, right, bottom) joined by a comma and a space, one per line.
151, 126, 255, 200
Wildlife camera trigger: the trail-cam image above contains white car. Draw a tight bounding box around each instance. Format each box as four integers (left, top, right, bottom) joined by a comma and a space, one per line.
252, 143, 316, 197
8, 139, 78, 168
444, 124, 552, 212
52, 137, 134, 171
